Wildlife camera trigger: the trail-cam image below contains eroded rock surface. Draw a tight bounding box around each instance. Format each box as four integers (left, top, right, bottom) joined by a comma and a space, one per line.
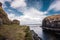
42, 15, 60, 28
12, 20, 20, 25
0, 2, 11, 24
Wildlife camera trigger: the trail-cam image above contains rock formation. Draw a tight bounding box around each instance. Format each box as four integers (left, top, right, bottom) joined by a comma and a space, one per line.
42, 15, 60, 28
0, 2, 33, 40
0, 2, 2, 6
31, 30, 42, 40
12, 20, 20, 25
0, 2, 11, 25
0, 18, 2, 25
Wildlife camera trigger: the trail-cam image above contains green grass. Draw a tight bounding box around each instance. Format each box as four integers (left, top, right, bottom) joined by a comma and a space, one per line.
0, 24, 33, 40
25, 27, 33, 40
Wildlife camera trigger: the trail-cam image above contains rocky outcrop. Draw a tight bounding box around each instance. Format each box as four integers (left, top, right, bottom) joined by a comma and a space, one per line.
12, 20, 20, 25
42, 15, 60, 28
31, 30, 42, 40
0, 2, 11, 25
0, 2, 33, 40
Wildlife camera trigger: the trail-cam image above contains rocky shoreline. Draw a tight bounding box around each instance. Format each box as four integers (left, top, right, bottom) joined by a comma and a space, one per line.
30, 30, 42, 40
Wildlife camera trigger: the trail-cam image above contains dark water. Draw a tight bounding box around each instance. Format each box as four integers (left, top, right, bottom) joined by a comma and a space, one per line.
29, 25, 60, 40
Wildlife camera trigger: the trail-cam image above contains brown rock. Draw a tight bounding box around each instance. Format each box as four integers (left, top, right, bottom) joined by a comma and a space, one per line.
42, 15, 60, 28
12, 20, 20, 25
0, 2, 2, 6
0, 18, 3, 25
0, 2, 11, 25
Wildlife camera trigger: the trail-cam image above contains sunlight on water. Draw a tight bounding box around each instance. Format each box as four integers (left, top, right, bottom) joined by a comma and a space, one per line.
28, 25, 60, 40
29, 25, 43, 38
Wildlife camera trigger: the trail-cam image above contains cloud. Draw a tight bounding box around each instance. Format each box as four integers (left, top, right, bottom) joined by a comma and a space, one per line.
0, 0, 12, 3
21, 8, 46, 24
11, 0, 26, 8
48, 0, 60, 11
8, 8, 47, 25
1, 0, 47, 25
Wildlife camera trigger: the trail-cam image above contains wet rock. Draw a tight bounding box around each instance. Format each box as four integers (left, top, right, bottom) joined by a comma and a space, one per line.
30, 30, 42, 40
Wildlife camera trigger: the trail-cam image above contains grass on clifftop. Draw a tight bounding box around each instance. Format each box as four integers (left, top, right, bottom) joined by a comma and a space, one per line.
0, 24, 33, 40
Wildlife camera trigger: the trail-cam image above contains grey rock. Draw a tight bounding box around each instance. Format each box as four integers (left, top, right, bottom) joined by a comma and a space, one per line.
31, 30, 42, 40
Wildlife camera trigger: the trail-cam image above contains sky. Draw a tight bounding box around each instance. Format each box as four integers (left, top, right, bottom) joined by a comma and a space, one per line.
0, 0, 60, 25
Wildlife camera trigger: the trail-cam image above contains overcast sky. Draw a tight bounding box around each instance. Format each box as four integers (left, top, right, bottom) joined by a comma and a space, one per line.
0, 0, 60, 25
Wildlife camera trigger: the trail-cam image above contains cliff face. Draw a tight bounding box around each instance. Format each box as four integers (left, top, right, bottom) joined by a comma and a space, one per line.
0, 2, 33, 40
0, 2, 11, 24
42, 15, 60, 28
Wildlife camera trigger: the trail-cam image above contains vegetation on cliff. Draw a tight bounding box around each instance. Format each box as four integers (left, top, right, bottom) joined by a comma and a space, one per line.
0, 2, 33, 40
0, 24, 33, 40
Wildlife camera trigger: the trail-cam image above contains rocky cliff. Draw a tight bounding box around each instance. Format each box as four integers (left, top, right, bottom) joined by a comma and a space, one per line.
42, 15, 60, 28
31, 30, 42, 40
0, 2, 11, 25
0, 2, 33, 40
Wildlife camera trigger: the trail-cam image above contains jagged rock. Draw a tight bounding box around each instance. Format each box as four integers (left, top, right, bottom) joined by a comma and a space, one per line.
31, 30, 42, 40
0, 2, 11, 25
12, 20, 20, 25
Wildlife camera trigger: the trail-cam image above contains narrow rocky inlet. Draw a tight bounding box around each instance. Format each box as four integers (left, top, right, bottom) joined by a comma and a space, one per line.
0, 0, 60, 40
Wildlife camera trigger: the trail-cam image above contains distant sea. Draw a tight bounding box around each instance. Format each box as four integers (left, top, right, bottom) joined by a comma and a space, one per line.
29, 25, 60, 40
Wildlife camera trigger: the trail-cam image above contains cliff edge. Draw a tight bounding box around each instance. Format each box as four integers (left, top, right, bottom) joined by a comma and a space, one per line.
0, 2, 33, 40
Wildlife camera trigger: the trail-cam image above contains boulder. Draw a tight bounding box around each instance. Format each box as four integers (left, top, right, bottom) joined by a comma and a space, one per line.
12, 20, 20, 25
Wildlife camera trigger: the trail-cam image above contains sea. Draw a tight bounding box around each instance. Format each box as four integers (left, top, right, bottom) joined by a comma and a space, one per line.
29, 25, 60, 40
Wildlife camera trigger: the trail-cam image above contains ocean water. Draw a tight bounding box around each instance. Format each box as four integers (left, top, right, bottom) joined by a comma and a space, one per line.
29, 25, 60, 40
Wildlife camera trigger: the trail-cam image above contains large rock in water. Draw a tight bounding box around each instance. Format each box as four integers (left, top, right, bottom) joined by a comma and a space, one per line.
0, 2, 11, 24
42, 15, 60, 29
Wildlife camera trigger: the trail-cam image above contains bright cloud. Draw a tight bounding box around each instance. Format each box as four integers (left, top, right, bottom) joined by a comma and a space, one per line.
11, 0, 26, 8
0, 0, 12, 3
1, 0, 47, 25
48, 0, 60, 11
8, 8, 47, 25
